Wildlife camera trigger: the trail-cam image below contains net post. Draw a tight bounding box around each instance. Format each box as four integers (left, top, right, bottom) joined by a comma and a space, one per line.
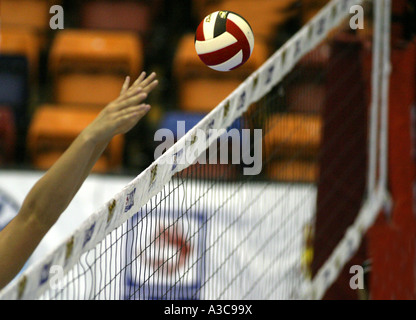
309, 0, 393, 300
367, 11, 416, 299
367, 0, 383, 195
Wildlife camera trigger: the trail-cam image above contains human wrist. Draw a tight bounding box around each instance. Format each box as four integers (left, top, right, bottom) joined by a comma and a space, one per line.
79, 126, 110, 147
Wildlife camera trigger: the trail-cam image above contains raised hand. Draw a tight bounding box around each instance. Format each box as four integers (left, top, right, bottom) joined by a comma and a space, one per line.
85, 71, 159, 143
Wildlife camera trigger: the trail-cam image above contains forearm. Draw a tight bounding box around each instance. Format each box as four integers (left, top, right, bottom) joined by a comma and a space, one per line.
0, 131, 109, 289
21, 131, 110, 229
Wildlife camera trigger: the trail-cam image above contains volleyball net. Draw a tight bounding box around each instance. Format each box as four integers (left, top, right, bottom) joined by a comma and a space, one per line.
0, 0, 392, 300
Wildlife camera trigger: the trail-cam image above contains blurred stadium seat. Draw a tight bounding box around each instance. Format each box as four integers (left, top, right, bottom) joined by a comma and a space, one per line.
0, 27, 41, 81
264, 113, 321, 157
0, 0, 52, 30
173, 33, 268, 112
0, 55, 30, 131
49, 30, 143, 106
79, 0, 162, 38
158, 110, 241, 139
27, 105, 124, 172
0, 106, 17, 164
265, 160, 318, 182
0, 0, 60, 47
264, 113, 321, 182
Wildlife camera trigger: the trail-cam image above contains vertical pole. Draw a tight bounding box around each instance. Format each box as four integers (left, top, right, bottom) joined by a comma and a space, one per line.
367, 0, 383, 194
378, 0, 391, 195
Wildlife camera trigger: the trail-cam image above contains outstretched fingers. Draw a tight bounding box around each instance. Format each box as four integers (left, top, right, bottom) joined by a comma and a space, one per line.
132, 71, 158, 94
143, 78, 159, 95
132, 71, 147, 87
118, 92, 148, 110
116, 72, 158, 106
120, 104, 151, 119
115, 103, 151, 132
119, 86, 145, 103
120, 76, 130, 95
125, 72, 156, 95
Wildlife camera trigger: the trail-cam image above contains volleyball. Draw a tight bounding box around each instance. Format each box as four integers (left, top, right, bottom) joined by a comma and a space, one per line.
194, 11, 254, 72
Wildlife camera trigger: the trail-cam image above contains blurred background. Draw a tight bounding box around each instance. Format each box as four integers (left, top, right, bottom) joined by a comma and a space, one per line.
0, 0, 330, 175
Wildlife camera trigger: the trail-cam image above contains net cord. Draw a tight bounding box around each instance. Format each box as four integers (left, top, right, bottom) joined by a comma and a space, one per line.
0, 0, 366, 300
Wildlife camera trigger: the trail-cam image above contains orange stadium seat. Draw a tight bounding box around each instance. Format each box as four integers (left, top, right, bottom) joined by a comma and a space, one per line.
263, 113, 322, 182
0, 27, 40, 80
264, 113, 322, 156
0, 0, 59, 47
27, 105, 124, 172
49, 30, 143, 106
79, 0, 162, 38
173, 33, 268, 112
0, 0, 51, 30
265, 160, 319, 183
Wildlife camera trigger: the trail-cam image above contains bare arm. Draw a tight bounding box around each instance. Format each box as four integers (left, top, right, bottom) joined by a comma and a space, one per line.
0, 72, 158, 289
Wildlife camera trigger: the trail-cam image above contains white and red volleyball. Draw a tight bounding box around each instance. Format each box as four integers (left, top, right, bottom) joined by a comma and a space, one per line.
195, 11, 254, 72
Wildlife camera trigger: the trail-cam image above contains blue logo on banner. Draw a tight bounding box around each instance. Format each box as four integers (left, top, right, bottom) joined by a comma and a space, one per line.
172, 149, 184, 172
294, 39, 302, 58
206, 119, 215, 138
317, 17, 326, 35
83, 222, 96, 248
124, 210, 207, 300
237, 91, 246, 110
124, 188, 136, 213
265, 65, 275, 85
39, 261, 52, 285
